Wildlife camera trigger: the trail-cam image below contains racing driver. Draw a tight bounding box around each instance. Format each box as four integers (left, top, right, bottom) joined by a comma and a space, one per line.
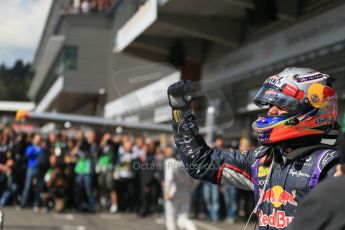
167, 67, 340, 229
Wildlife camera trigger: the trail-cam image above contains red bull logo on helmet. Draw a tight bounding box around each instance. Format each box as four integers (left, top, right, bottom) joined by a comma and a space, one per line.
322, 86, 336, 102
260, 185, 297, 208
307, 83, 337, 109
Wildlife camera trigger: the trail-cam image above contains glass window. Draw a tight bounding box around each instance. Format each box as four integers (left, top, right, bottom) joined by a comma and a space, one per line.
64, 46, 78, 70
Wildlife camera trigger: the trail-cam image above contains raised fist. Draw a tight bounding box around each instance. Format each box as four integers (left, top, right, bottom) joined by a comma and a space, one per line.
167, 80, 196, 110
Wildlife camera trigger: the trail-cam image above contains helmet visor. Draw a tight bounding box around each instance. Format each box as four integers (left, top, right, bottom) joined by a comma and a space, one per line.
253, 85, 302, 115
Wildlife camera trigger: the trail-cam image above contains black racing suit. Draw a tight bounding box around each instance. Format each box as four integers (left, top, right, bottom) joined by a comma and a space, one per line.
172, 109, 338, 229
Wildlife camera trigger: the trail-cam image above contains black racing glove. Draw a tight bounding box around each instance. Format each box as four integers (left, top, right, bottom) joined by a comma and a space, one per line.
167, 80, 196, 110
167, 80, 197, 131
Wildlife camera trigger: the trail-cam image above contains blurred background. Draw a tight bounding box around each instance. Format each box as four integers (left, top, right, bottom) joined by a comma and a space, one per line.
0, 0, 345, 229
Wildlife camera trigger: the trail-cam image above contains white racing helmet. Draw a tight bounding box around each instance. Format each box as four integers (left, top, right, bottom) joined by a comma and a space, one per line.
252, 67, 338, 145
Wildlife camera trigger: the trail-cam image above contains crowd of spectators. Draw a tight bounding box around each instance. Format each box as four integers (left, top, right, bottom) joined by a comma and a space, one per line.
0, 127, 165, 215
0, 126, 255, 224
63, 0, 117, 14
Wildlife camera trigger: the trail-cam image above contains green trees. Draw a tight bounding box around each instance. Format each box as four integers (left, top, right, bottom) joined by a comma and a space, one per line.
0, 60, 33, 101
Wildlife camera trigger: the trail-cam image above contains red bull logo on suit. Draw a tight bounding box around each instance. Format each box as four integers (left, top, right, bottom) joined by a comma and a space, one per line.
257, 185, 297, 228
260, 185, 297, 208
257, 209, 294, 228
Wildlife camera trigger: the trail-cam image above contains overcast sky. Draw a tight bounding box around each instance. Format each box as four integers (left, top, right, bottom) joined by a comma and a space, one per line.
0, 0, 52, 67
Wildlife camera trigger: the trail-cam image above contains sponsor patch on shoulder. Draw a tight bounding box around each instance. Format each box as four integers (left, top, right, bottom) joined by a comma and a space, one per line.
318, 150, 338, 169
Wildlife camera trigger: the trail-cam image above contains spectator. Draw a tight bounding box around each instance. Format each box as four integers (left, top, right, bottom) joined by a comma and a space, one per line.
132, 135, 146, 213
153, 146, 164, 213
47, 133, 57, 154
21, 134, 44, 211
215, 136, 237, 224
202, 138, 222, 222
111, 134, 123, 212
96, 132, 119, 213
81, 0, 91, 13
236, 137, 255, 219
164, 145, 196, 230
87, 130, 98, 162
191, 182, 206, 220
97, 0, 110, 12
116, 139, 137, 212
0, 157, 18, 206
12, 132, 29, 200
139, 138, 159, 216
64, 137, 78, 208
0, 128, 13, 194
74, 130, 95, 212
48, 132, 67, 164
42, 154, 65, 212
133, 136, 146, 162
63, 0, 115, 14
203, 183, 219, 221
90, 0, 98, 12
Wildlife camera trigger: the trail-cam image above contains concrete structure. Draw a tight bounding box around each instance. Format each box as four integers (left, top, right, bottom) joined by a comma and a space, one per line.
28, 1, 113, 115
29, 0, 179, 123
